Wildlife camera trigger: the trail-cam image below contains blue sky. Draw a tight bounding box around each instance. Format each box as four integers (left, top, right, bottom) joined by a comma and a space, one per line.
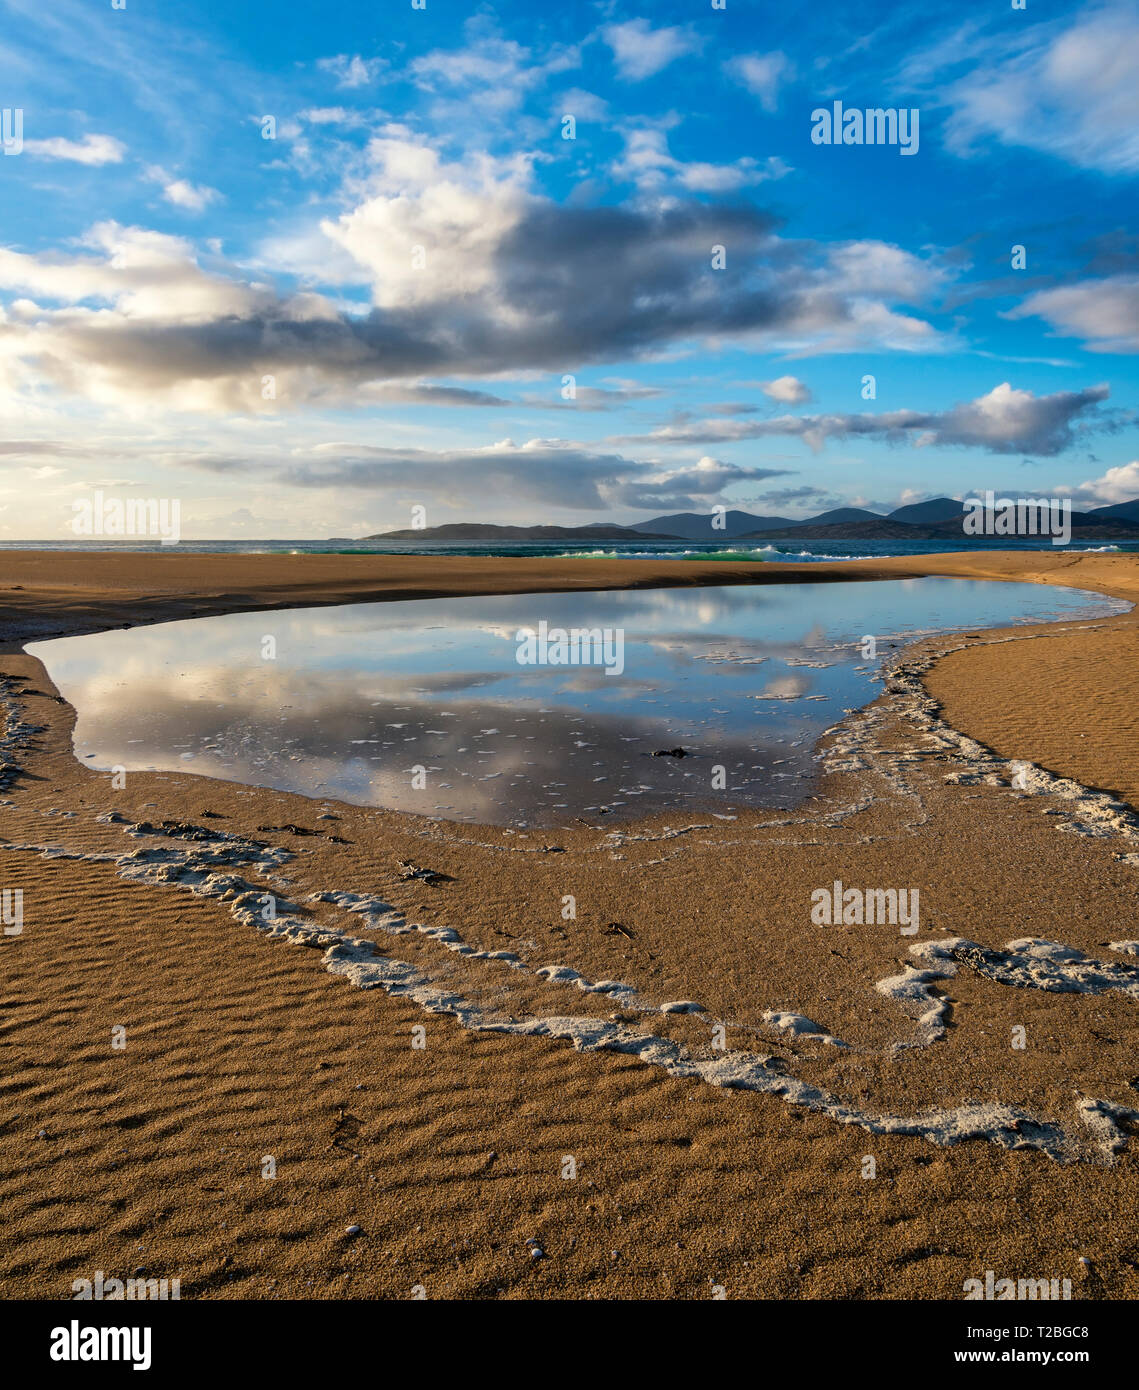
1, 0, 1137, 536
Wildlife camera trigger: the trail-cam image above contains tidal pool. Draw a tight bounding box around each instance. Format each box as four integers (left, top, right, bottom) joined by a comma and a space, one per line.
27, 579, 1127, 826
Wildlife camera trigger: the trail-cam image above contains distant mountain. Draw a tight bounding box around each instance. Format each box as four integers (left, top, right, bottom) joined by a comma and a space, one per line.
742, 519, 928, 540
742, 511, 1139, 541
364, 497, 1139, 544
1086, 499, 1139, 523
805, 507, 886, 525
634, 507, 900, 537
364, 522, 677, 541
886, 497, 963, 524
925, 507, 1139, 537
628, 510, 795, 539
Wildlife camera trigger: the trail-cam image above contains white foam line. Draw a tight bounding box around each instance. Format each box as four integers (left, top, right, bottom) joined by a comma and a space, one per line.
3, 646, 1138, 1166
310, 935, 1136, 1164
763, 1010, 849, 1048
2, 822, 1134, 1164
880, 626, 1139, 851
310, 888, 693, 1014
875, 966, 954, 1049
912, 936, 1139, 999
877, 935, 1139, 1056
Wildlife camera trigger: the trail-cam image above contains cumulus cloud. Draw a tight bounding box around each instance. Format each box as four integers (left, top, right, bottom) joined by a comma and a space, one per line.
160, 178, 222, 213
618, 383, 1112, 456
1062, 460, 1139, 507
0, 137, 952, 411
24, 133, 125, 165
1008, 276, 1139, 353
601, 19, 701, 81
760, 375, 811, 404
724, 52, 794, 111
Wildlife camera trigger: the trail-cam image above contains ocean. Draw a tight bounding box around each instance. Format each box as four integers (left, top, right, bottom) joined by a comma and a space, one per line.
0, 537, 1133, 560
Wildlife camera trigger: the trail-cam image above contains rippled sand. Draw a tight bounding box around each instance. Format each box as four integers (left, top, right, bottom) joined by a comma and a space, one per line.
1, 548, 1138, 1299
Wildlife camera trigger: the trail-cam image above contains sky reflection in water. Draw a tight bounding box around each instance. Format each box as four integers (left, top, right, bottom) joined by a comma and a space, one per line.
28, 579, 1126, 826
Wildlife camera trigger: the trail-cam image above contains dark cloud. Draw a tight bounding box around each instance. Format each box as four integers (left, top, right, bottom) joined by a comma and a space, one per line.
617, 383, 1113, 456
2, 202, 948, 407
186, 441, 792, 513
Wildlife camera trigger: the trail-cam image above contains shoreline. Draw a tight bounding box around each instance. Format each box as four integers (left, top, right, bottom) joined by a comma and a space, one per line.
3, 546, 1135, 648
7, 545, 1139, 818
2, 548, 1139, 1299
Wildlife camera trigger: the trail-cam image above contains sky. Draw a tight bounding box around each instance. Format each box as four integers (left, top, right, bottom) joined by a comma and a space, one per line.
0, 0, 1137, 538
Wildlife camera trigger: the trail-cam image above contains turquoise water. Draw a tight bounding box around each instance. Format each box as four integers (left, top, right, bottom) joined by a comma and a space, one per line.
2, 537, 1134, 561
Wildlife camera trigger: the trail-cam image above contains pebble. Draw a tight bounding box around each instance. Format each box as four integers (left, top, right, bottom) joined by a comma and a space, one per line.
346, 1225, 362, 1237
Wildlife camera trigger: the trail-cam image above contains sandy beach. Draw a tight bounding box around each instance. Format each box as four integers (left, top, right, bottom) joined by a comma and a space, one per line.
2, 548, 1138, 1301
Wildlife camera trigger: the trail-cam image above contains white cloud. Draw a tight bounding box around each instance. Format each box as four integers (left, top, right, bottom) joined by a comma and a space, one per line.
601, 19, 701, 81
1008, 275, 1139, 353
760, 376, 811, 405
938, 4, 1139, 174
407, 18, 578, 119
611, 126, 789, 193
190, 438, 791, 513
827, 240, 948, 304
317, 54, 386, 89
1063, 460, 1139, 507
555, 88, 609, 123
621, 383, 1112, 456
0, 137, 956, 413
321, 135, 535, 308
161, 178, 222, 213
24, 133, 125, 165
724, 51, 793, 112
298, 107, 364, 126
411, 33, 530, 87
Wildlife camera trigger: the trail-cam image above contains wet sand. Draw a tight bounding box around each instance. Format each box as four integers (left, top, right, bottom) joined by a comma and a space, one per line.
1, 548, 1138, 1300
